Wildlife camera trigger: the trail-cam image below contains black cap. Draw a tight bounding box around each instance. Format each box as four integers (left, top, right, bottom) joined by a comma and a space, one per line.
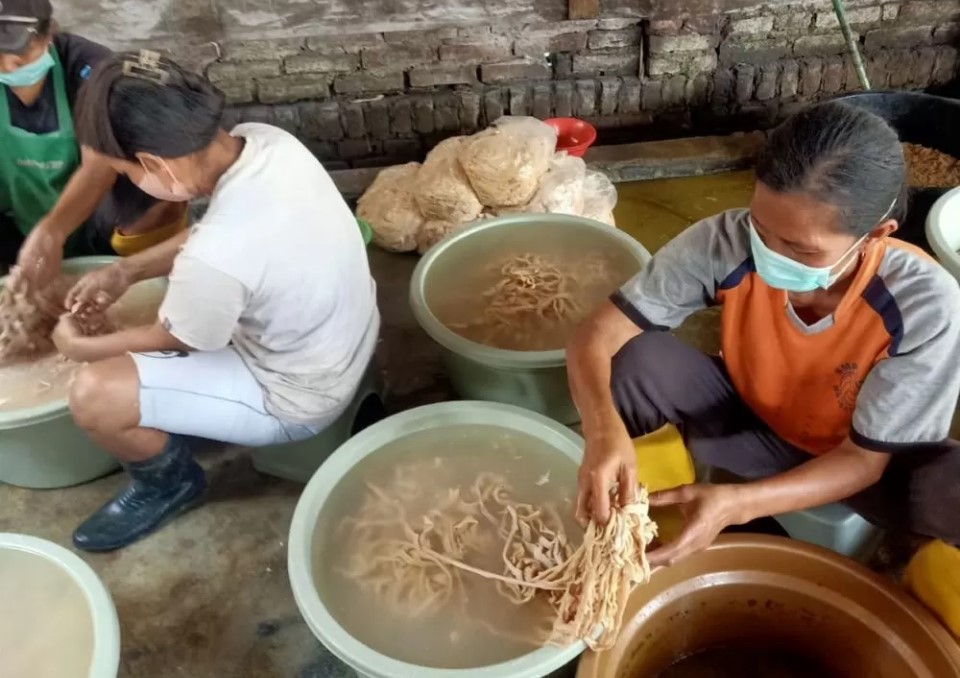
0, 0, 53, 54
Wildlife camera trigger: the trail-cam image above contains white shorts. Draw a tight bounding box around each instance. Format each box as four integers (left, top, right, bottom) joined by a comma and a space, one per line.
130, 349, 322, 447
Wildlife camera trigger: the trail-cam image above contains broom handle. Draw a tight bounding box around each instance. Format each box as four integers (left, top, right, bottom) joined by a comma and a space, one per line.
833, 0, 871, 90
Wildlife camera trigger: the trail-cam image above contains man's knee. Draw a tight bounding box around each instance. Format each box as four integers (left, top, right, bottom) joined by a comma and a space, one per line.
908, 444, 960, 543
610, 332, 686, 399
608, 332, 690, 435
69, 358, 139, 432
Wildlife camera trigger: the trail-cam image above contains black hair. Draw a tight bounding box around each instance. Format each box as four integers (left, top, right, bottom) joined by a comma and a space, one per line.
755, 100, 907, 237
75, 52, 225, 161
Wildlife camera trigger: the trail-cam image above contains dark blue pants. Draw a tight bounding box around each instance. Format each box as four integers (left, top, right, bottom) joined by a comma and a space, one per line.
610, 331, 960, 544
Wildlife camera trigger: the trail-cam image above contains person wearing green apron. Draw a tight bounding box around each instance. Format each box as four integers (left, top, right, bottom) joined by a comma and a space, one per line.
0, 0, 187, 281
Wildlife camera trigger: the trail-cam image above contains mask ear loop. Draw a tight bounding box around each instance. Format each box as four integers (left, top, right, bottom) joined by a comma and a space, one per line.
828, 197, 899, 287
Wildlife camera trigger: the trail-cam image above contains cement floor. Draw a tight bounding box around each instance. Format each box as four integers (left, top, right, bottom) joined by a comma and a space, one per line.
0, 172, 925, 677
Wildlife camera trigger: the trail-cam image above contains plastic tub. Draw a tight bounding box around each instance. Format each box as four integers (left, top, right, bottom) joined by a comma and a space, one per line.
835, 91, 960, 253
288, 401, 588, 678
544, 118, 597, 158
925, 186, 960, 282
577, 534, 960, 678
0, 256, 166, 489
0, 533, 120, 678
410, 214, 651, 424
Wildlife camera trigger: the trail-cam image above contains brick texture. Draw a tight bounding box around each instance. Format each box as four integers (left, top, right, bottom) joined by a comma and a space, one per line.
207, 5, 955, 168
481, 59, 552, 84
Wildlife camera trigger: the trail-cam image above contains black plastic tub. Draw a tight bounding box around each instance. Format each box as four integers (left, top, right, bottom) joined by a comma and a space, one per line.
833, 91, 960, 252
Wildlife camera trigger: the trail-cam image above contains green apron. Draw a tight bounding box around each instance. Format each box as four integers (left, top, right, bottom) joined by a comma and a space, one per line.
0, 48, 81, 241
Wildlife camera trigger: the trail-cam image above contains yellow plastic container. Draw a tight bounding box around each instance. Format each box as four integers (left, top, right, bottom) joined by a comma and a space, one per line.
904, 539, 960, 638
634, 425, 694, 544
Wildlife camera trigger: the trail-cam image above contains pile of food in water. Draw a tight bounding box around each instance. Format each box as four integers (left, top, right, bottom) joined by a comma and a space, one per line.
902, 143, 960, 188
0, 275, 113, 363
0, 275, 117, 412
357, 116, 620, 255
0, 273, 160, 412
339, 458, 657, 653
435, 250, 627, 351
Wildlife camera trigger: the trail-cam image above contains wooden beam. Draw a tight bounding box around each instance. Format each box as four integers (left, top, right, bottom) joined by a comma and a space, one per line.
569, 0, 600, 20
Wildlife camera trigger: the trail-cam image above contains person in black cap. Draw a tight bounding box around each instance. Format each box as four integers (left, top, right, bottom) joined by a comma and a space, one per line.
0, 0, 187, 279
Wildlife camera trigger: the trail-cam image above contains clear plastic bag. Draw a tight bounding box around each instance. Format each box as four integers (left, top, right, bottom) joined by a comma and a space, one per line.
414, 137, 483, 223
460, 116, 557, 208
581, 170, 618, 226
535, 153, 587, 216
356, 162, 424, 253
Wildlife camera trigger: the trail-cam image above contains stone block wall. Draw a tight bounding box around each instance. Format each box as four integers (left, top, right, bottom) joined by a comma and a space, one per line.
159, 0, 960, 169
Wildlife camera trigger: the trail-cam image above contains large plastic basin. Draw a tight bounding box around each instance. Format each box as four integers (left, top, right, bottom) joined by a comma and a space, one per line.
409, 215, 651, 425
835, 91, 960, 254
577, 535, 960, 678
288, 401, 588, 678
926, 186, 960, 283
0, 256, 165, 489
0, 533, 120, 678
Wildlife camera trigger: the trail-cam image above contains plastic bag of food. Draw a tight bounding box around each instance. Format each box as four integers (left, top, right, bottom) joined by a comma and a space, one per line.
487, 197, 555, 218
460, 116, 557, 208
416, 220, 453, 255
414, 137, 483, 223
535, 153, 587, 216
581, 170, 618, 226
356, 162, 424, 253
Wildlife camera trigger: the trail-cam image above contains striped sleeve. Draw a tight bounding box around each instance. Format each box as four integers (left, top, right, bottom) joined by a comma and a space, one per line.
613, 209, 752, 331
852, 254, 960, 451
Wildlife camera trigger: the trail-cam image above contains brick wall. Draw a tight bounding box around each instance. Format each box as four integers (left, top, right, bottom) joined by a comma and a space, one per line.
162, 0, 960, 169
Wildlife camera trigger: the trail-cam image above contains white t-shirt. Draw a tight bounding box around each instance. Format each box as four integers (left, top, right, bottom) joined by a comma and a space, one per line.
159, 123, 379, 425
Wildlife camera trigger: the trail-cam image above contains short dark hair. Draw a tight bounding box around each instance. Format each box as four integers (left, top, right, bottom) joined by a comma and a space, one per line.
756, 101, 906, 237
75, 52, 225, 161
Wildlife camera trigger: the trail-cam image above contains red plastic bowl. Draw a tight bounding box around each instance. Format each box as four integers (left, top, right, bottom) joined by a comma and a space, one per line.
544, 117, 597, 158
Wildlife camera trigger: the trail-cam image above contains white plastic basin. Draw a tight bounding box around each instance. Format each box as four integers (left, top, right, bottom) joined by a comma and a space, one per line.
0, 533, 120, 678
925, 186, 960, 282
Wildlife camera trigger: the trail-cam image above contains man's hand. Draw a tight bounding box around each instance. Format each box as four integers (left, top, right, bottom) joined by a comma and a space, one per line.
576, 422, 638, 527
646, 483, 742, 568
65, 263, 132, 314
15, 224, 65, 288
51, 313, 94, 362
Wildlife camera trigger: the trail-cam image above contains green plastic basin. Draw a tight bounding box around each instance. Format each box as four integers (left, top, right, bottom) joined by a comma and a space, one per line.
410, 214, 651, 425
0, 256, 165, 489
0, 533, 120, 678
288, 401, 588, 678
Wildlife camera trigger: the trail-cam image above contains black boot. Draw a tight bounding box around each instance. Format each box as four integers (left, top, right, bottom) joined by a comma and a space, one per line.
73, 435, 206, 552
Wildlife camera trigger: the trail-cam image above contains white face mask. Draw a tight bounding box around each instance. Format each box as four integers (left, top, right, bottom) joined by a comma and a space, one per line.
135, 158, 193, 202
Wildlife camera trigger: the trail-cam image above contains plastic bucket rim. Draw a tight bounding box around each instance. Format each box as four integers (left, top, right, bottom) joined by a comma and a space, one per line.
0, 256, 164, 430
576, 534, 960, 677
925, 186, 960, 279
409, 214, 652, 371
0, 532, 121, 678
288, 401, 588, 678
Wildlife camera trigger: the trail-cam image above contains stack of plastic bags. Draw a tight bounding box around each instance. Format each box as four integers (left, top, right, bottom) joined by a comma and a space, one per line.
357, 116, 619, 255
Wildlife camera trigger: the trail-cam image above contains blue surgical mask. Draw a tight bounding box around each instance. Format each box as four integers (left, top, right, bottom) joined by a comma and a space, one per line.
748, 219, 866, 292
0, 50, 55, 88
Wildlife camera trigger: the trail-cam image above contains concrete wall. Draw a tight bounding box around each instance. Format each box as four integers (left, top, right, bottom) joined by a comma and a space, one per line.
59, 0, 960, 168
57, 0, 570, 46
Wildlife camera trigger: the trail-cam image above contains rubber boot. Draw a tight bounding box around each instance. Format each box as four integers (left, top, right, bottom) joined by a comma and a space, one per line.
72, 435, 206, 552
